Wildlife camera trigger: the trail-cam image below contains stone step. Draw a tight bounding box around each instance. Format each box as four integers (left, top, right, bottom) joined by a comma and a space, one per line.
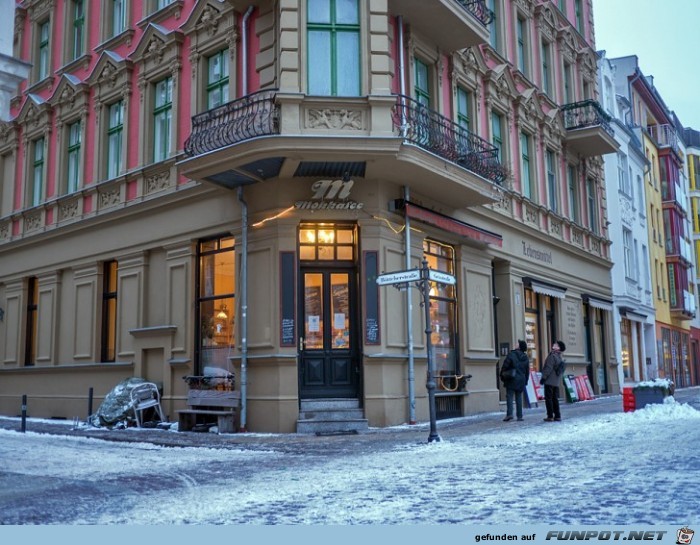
299, 398, 360, 411
298, 408, 365, 421
296, 418, 369, 435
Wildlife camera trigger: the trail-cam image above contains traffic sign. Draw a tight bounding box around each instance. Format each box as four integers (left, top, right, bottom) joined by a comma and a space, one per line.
428, 269, 456, 285
376, 269, 421, 286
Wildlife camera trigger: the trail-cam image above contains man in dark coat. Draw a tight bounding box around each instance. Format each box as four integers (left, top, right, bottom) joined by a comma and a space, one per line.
500, 340, 530, 421
541, 340, 566, 421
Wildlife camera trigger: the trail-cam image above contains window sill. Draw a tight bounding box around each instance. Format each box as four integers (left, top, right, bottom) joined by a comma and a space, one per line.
137, 1, 184, 28
95, 30, 136, 54
57, 54, 92, 77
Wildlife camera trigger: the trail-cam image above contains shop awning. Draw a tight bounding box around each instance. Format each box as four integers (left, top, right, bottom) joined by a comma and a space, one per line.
583, 294, 614, 312
391, 199, 503, 247
619, 306, 647, 322
523, 277, 567, 299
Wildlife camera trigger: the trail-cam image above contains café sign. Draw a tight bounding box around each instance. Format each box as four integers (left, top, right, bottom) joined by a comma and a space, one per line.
294, 179, 365, 210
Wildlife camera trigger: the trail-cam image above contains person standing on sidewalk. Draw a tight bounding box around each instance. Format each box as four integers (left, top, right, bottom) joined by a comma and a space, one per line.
500, 340, 530, 422
541, 340, 566, 422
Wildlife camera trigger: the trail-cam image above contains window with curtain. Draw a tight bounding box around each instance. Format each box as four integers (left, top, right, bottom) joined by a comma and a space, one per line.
307, 0, 360, 96
207, 49, 229, 109
153, 77, 173, 162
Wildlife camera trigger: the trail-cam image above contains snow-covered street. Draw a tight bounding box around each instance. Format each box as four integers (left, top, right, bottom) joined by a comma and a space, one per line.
1, 396, 699, 525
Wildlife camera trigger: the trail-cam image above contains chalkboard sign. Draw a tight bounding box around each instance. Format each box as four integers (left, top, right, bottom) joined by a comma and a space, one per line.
364, 251, 380, 345
280, 252, 295, 346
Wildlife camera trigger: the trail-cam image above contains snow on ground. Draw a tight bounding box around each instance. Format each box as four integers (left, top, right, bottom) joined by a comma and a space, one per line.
1, 397, 698, 525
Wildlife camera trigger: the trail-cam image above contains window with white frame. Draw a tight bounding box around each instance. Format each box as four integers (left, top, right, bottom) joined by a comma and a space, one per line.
516, 16, 528, 76
107, 101, 124, 179
587, 178, 598, 234
307, 0, 360, 96
153, 77, 173, 163
568, 165, 579, 223
623, 228, 633, 278
66, 121, 81, 194
541, 40, 551, 96
520, 132, 533, 199
111, 0, 127, 37
207, 49, 229, 109
563, 62, 572, 104
546, 149, 557, 213
618, 152, 630, 195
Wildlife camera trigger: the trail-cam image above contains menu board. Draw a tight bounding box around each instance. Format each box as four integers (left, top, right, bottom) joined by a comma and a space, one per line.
364, 251, 380, 345
525, 312, 538, 371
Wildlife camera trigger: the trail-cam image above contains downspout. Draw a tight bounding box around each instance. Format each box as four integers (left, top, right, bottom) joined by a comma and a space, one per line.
237, 187, 248, 431
241, 6, 254, 95
398, 17, 415, 423
237, 7, 253, 431
397, 15, 407, 136
404, 187, 416, 424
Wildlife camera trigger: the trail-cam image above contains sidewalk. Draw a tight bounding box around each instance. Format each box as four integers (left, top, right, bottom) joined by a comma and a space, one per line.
1, 386, 698, 455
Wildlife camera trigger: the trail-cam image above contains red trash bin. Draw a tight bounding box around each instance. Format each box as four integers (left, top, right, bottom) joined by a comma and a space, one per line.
622, 386, 635, 412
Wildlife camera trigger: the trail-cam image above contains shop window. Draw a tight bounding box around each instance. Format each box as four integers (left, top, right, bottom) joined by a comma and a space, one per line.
101, 261, 118, 362
524, 288, 539, 371
620, 318, 631, 379
423, 240, 457, 387
196, 236, 236, 373
307, 0, 360, 96
25, 277, 38, 366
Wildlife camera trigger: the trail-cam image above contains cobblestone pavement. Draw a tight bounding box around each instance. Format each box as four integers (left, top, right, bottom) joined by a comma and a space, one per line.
2, 386, 698, 455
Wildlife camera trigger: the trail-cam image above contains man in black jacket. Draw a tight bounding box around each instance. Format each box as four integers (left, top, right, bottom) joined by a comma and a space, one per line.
500, 340, 530, 421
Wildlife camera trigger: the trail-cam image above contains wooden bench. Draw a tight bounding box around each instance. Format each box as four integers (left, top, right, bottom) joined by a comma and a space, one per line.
177, 390, 240, 434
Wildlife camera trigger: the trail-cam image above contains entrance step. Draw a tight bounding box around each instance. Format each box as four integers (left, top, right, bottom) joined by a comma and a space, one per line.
296, 398, 369, 434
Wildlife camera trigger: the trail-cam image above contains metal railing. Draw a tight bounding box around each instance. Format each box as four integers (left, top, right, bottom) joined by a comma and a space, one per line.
184, 90, 279, 157
561, 99, 614, 138
456, 0, 494, 26
646, 123, 679, 153
392, 94, 507, 185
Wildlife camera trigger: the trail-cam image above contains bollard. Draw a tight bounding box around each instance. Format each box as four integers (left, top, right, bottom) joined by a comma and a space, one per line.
87, 387, 94, 420
20, 394, 27, 433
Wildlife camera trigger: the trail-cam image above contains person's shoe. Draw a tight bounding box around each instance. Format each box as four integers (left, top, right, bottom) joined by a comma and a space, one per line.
554, 417, 562, 421
503, 416, 514, 422
517, 418, 524, 421
543, 417, 554, 422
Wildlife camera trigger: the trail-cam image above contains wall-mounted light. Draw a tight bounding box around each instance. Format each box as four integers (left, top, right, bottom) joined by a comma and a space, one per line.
492, 296, 501, 305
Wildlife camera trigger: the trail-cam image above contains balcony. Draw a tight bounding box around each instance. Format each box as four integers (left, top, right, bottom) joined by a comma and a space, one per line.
388, 0, 492, 52
561, 100, 618, 157
670, 288, 695, 319
180, 91, 507, 208
647, 123, 680, 155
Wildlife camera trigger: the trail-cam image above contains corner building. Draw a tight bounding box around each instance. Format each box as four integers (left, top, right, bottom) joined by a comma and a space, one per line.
0, 0, 618, 432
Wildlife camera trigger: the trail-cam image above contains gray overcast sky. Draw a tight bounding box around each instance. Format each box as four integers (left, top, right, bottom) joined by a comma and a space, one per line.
591, 0, 700, 129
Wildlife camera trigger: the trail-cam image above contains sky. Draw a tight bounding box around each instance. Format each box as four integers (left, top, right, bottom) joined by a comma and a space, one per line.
591, 0, 700, 129
1, 397, 698, 527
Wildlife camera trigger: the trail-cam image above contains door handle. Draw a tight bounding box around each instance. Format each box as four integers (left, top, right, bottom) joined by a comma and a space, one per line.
299, 337, 305, 350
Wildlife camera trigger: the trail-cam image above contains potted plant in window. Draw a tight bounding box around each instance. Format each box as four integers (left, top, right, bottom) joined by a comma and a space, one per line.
633, 378, 674, 409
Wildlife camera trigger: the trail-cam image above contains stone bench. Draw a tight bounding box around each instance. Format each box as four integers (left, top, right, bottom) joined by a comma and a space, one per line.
177, 390, 240, 434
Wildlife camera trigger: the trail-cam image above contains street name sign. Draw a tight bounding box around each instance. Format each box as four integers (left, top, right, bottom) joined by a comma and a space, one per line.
376, 269, 421, 286
428, 269, 456, 285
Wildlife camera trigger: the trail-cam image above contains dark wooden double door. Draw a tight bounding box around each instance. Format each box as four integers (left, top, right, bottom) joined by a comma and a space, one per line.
299, 268, 359, 399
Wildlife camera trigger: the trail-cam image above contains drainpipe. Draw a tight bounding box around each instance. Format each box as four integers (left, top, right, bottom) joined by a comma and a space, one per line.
404, 186, 416, 424
237, 187, 249, 431
241, 6, 254, 95
397, 16, 407, 136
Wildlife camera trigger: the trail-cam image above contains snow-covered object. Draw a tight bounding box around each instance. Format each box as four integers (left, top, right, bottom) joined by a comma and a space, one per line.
88, 377, 147, 427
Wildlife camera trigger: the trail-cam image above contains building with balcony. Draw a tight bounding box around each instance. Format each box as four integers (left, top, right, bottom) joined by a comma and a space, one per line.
607, 55, 695, 387
598, 53, 655, 386
0, 0, 618, 433
683, 126, 700, 386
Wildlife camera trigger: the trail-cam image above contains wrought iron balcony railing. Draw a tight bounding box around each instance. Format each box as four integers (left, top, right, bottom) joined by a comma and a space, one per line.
184, 89, 279, 157
561, 99, 614, 138
392, 94, 507, 185
456, 0, 495, 26
646, 123, 680, 154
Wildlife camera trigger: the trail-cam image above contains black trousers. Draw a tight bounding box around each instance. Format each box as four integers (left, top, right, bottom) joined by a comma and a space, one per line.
544, 384, 560, 419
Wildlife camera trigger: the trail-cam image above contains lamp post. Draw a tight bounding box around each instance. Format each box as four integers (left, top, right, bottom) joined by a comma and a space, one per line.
421, 259, 440, 443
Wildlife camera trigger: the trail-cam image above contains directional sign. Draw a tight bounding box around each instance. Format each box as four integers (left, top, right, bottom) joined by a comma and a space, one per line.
428, 269, 456, 285
376, 269, 421, 286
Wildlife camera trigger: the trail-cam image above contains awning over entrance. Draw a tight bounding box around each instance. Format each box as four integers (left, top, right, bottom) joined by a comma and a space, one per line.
391, 199, 503, 247
583, 294, 614, 312
523, 277, 567, 299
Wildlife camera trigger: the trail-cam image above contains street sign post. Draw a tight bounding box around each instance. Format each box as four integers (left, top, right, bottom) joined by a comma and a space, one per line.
428, 269, 456, 285
376, 269, 421, 286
